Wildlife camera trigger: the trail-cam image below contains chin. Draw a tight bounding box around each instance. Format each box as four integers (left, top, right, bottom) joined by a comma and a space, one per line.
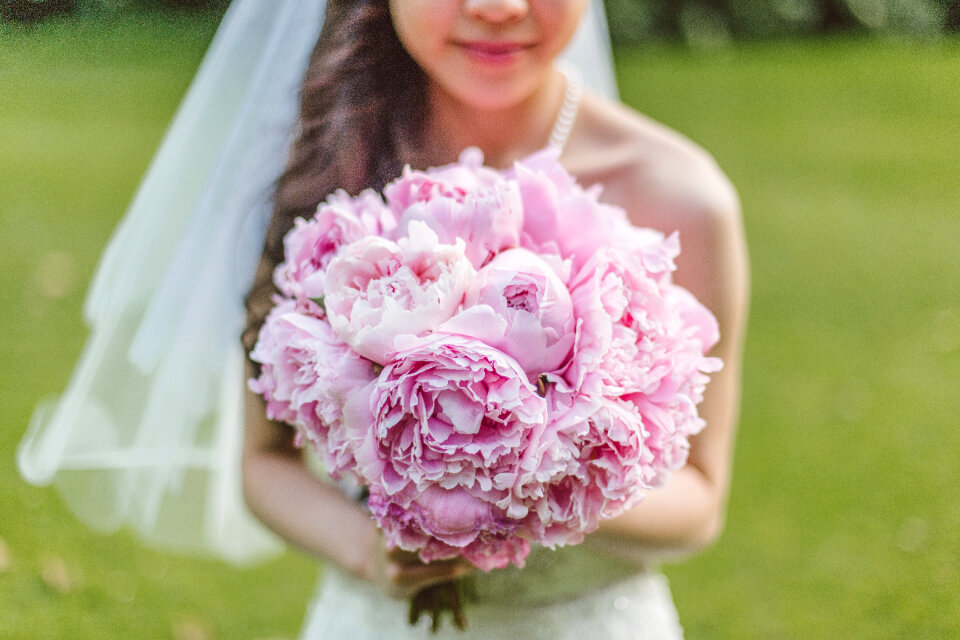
442, 69, 552, 113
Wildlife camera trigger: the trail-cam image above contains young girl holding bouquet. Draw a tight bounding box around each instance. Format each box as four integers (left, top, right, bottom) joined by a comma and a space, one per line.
21, 0, 747, 638
240, 1, 748, 638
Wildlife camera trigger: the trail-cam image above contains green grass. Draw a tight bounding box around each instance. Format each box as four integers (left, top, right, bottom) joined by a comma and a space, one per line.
2, 13, 959, 639
614, 38, 960, 639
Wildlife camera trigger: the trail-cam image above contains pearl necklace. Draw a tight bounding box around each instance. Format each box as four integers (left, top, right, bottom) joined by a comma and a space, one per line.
548, 62, 583, 150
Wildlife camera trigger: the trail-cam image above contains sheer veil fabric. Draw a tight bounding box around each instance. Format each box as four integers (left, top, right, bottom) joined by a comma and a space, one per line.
18, 0, 620, 565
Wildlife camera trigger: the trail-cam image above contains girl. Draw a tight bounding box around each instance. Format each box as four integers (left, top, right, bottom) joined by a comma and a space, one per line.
20, 0, 747, 637
241, 0, 748, 638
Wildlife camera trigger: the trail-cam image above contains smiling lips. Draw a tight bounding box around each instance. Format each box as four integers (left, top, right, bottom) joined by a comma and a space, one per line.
457, 40, 534, 65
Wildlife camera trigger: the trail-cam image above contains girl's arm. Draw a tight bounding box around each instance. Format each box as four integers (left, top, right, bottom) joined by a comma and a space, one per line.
241, 364, 471, 598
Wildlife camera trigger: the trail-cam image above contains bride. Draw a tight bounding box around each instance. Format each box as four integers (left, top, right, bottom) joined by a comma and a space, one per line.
20, 1, 748, 638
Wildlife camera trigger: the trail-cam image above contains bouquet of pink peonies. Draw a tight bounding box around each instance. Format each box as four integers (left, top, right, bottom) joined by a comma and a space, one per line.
249, 147, 722, 573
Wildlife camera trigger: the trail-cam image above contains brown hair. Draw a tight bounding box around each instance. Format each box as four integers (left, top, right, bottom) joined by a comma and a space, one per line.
242, 0, 427, 356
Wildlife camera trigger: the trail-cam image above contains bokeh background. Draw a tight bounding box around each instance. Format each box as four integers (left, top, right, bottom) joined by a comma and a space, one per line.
2, 1, 958, 638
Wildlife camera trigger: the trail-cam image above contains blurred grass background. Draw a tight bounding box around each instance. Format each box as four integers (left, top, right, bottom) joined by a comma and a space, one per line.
1, 8, 958, 640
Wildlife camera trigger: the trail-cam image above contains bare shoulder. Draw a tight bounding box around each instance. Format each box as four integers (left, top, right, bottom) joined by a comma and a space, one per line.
564, 92, 748, 328
563, 92, 741, 234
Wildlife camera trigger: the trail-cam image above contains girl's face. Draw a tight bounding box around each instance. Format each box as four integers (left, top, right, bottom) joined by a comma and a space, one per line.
389, 0, 588, 111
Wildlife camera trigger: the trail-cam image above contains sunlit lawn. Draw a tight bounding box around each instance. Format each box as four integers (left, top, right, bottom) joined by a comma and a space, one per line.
617, 38, 960, 639
2, 12, 958, 640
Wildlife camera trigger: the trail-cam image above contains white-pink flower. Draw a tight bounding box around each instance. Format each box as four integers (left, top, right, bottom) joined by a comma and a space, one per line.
440, 247, 575, 377
322, 221, 475, 364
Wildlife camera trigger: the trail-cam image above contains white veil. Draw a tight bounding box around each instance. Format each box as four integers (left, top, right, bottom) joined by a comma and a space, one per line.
18, 0, 619, 565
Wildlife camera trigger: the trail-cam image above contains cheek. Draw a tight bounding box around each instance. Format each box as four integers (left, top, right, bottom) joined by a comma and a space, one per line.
389, 0, 454, 61
536, 0, 589, 55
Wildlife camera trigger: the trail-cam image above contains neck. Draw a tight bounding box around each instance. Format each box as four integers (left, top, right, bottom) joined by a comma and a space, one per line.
420, 68, 567, 170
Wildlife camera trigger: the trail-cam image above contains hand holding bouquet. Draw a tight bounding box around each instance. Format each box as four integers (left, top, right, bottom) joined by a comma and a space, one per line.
249, 147, 721, 627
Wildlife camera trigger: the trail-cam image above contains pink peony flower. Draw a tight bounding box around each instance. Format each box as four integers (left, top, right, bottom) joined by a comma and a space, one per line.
248, 300, 377, 477
565, 243, 721, 477
506, 387, 591, 534
578, 397, 656, 511
368, 485, 530, 571
627, 347, 722, 475
511, 149, 633, 273
386, 161, 524, 269
439, 247, 576, 377
566, 245, 677, 397
273, 189, 396, 316
322, 221, 475, 364
667, 283, 721, 354
360, 333, 548, 568
510, 393, 659, 548
384, 148, 501, 212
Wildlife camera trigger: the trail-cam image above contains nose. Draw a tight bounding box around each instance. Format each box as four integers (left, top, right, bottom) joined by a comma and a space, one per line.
464, 0, 529, 23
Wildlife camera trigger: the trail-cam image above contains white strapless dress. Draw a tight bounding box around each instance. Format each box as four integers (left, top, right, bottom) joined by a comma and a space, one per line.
299, 541, 684, 639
